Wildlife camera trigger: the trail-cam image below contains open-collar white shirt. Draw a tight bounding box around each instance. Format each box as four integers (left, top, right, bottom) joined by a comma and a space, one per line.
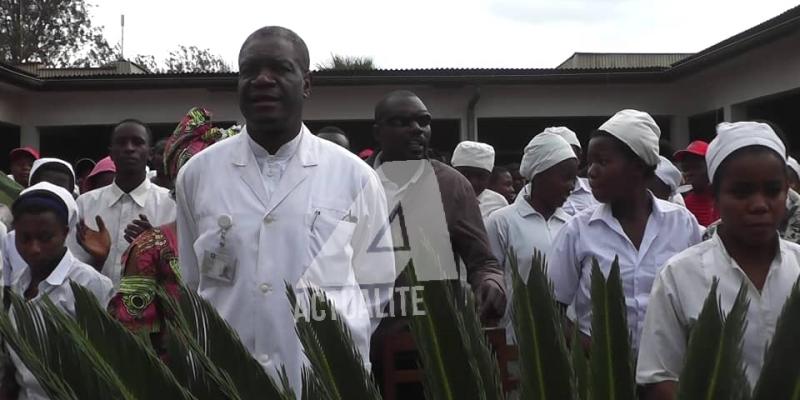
637, 233, 800, 387
71, 178, 175, 286
547, 193, 702, 351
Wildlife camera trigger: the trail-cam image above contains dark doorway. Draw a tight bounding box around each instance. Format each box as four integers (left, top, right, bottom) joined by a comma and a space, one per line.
306, 119, 461, 161
0, 122, 21, 173
478, 116, 673, 166
746, 89, 800, 153
688, 109, 723, 142
39, 121, 237, 166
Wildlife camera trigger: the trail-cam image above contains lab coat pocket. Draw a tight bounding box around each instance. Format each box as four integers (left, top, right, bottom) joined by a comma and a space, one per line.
302, 208, 357, 289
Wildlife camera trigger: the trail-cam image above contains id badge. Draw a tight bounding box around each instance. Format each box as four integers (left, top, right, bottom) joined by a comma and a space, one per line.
201, 247, 237, 283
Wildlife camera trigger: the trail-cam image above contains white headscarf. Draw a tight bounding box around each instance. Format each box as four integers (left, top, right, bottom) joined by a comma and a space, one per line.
29, 158, 76, 186
787, 157, 800, 179
520, 132, 576, 180
451, 141, 495, 172
545, 126, 581, 149
598, 109, 661, 167
654, 156, 682, 195
706, 121, 786, 184
18, 181, 78, 227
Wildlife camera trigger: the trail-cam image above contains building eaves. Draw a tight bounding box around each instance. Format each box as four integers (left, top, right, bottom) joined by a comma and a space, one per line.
0, 63, 42, 89
669, 4, 800, 74
556, 53, 694, 69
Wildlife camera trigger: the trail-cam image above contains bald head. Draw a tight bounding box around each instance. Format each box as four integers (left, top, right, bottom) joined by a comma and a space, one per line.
374, 90, 423, 122
239, 26, 310, 72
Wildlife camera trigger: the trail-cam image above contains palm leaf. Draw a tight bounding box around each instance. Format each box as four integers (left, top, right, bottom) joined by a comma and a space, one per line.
571, 326, 590, 400
0, 291, 133, 399
403, 260, 495, 400
162, 285, 293, 399
69, 282, 196, 400
459, 283, 505, 400
0, 173, 22, 207
589, 257, 636, 400
752, 279, 800, 400
286, 284, 381, 400
677, 280, 750, 400
508, 248, 575, 399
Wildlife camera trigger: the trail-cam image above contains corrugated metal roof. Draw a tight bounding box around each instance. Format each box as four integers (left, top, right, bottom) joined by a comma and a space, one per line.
557, 53, 694, 69
12, 60, 149, 78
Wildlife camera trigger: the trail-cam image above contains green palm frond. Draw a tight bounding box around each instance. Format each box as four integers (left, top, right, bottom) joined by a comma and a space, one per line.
0, 173, 22, 207
459, 282, 505, 400
403, 260, 499, 400
677, 280, 751, 400
162, 286, 293, 399
163, 320, 238, 399
300, 366, 329, 400
589, 257, 636, 400
752, 279, 800, 400
571, 327, 590, 400
70, 282, 195, 400
286, 283, 382, 400
508, 248, 575, 400
0, 291, 132, 399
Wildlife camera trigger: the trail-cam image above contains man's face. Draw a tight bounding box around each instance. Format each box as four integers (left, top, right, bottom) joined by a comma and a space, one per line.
456, 166, 491, 197
238, 36, 310, 134
374, 96, 432, 162
110, 123, 150, 175
490, 171, 515, 203
680, 154, 709, 191
10, 154, 34, 186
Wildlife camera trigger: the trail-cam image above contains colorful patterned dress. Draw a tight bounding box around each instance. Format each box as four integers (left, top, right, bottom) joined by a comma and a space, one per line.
108, 225, 180, 357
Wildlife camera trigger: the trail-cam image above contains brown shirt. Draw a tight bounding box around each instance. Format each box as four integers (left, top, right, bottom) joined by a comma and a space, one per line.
368, 155, 505, 293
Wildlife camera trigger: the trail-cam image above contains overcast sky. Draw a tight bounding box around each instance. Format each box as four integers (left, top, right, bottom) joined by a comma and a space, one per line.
90, 0, 798, 70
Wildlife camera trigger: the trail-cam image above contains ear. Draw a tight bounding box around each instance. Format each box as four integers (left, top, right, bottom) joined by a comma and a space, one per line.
302, 71, 312, 99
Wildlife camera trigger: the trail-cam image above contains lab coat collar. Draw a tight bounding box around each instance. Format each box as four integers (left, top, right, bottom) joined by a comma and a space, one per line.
234, 124, 317, 168
44, 249, 76, 287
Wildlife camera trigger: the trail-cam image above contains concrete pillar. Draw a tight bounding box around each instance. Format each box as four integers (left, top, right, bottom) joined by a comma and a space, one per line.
459, 117, 469, 142
670, 115, 690, 149
723, 104, 747, 122
19, 125, 39, 150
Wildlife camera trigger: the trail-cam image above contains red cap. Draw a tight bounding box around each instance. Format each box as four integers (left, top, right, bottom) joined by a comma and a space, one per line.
358, 148, 374, 160
9, 147, 40, 161
674, 140, 709, 161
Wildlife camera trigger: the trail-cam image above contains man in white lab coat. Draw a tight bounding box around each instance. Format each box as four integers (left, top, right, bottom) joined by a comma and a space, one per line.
176, 26, 393, 394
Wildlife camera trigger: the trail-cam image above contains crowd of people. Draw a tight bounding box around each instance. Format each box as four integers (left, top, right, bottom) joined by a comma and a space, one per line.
0, 25, 798, 400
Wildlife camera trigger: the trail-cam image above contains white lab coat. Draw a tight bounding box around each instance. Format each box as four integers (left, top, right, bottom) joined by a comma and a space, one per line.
176, 126, 393, 394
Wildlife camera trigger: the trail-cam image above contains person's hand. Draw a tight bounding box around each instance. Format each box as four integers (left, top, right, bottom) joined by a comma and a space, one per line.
475, 278, 506, 326
77, 216, 111, 269
124, 214, 152, 243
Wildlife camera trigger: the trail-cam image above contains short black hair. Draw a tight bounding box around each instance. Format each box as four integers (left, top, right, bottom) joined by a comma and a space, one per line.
711, 145, 787, 196
112, 119, 152, 145
374, 90, 421, 121
590, 130, 656, 178
240, 26, 310, 72
490, 166, 509, 184
318, 126, 345, 135
30, 163, 75, 189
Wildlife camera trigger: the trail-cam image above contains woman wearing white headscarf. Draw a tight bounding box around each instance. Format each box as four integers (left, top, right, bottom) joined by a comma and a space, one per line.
485, 131, 577, 342
637, 121, 800, 399
1, 182, 113, 400
547, 109, 702, 354
650, 156, 687, 207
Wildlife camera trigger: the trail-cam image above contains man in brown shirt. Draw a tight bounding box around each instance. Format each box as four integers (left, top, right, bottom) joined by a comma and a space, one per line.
366, 90, 506, 321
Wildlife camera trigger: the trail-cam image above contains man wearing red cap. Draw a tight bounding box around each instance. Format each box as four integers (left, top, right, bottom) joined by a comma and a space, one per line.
7, 147, 40, 188
675, 140, 719, 226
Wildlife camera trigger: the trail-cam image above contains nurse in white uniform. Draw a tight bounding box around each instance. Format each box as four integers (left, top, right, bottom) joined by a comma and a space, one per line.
637, 121, 800, 399
486, 131, 577, 342
547, 109, 702, 353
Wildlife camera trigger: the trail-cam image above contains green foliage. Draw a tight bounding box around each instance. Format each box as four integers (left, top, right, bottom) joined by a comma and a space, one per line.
0, 0, 116, 66
571, 327, 590, 400
316, 53, 375, 70
0, 173, 22, 207
508, 248, 575, 400
678, 280, 750, 400
589, 257, 636, 400
286, 283, 382, 400
752, 279, 800, 400
405, 261, 500, 400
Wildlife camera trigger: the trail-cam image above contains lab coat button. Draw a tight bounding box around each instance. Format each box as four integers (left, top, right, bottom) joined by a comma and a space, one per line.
260, 283, 271, 293
264, 215, 275, 224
